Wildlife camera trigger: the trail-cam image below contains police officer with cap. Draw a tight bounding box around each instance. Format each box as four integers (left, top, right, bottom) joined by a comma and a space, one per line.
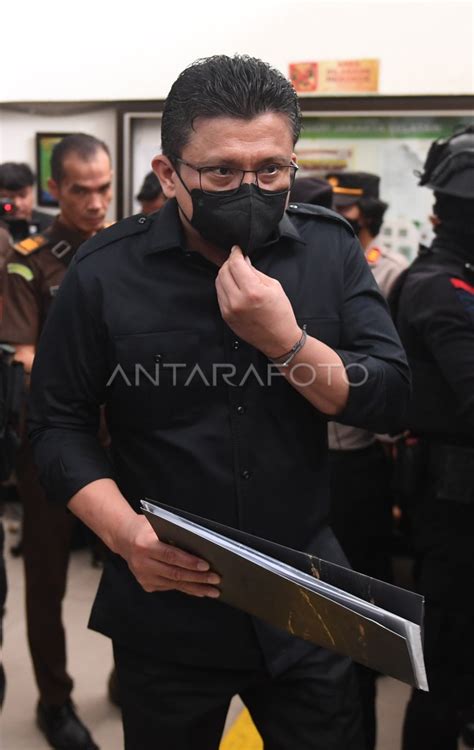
324, 171, 408, 750
326, 171, 408, 292
393, 126, 474, 750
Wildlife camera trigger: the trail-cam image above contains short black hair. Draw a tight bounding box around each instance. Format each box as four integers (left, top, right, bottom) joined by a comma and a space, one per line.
136, 172, 163, 202
0, 162, 35, 191
161, 55, 301, 159
358, 197, 388, 237
51, 133, 111, 184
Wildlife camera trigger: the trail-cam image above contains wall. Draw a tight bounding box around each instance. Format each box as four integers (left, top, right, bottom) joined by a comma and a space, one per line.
0, 0, 472, 102
0, 0, 471, 221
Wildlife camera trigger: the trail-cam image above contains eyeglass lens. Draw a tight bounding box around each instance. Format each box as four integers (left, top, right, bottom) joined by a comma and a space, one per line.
199, 165, 296, 194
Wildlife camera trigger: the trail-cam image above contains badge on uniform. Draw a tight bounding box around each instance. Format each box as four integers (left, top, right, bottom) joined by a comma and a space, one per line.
450, 277, 474, 323
13, 234, 47, 256
366, 247, 382, 265
6, 262, 34, 282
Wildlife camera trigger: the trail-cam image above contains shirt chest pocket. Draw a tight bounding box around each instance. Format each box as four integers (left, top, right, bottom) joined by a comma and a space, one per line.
297, 317, 341, 348
108, 330, 203, 426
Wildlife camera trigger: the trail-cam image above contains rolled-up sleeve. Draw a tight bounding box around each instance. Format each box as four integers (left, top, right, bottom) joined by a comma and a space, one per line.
334, 239, 410, 433
28, 260, 114, 504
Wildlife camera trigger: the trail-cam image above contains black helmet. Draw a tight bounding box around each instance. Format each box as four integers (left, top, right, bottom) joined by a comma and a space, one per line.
418, 125, 474, 198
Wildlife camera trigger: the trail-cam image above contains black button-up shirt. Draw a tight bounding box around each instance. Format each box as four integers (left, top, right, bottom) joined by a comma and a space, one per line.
28, 199, 409, 671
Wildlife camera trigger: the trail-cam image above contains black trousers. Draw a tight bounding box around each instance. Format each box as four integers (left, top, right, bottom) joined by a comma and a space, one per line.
113, 641, 365, 750
402, 601, 474, 750
402, 491, 474, 750
328, 443, 393, 582
328, 443, 394, 750
17, 439, 75, 706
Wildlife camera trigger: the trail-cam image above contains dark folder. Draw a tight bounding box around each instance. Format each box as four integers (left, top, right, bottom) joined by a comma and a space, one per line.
141, 499, 427, 690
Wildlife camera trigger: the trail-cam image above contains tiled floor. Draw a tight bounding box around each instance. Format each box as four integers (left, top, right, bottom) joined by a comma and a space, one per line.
0, 518, 465, 750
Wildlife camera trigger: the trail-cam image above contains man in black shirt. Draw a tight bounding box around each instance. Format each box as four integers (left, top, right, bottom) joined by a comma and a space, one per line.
28, 55, 409, 750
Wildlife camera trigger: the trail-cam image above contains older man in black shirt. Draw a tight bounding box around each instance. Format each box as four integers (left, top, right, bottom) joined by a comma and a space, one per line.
28, 55, 409, 750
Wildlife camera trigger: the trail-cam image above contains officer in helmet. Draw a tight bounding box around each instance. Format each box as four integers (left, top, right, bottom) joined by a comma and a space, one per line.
393, 125, 474, 750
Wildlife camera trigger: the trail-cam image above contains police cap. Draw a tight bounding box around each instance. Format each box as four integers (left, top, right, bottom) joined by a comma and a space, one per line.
325, 171, 380, 207
289, 177, 333, 209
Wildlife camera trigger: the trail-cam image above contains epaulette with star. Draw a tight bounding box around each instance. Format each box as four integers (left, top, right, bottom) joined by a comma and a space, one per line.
13, 234, 49, 256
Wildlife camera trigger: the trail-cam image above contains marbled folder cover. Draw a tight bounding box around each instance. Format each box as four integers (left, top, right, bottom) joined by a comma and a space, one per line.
141, 500, 426, 690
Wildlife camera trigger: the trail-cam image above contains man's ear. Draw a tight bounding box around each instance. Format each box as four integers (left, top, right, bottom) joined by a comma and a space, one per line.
47, 178, 59, 201
152, 155, 176, 198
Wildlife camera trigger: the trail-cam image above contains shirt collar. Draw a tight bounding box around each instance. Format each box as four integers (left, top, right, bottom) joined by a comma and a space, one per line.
143, 199, 186, 255
144, 198, 305, 256
48, 217, 96, 252
274, 212, 306, 245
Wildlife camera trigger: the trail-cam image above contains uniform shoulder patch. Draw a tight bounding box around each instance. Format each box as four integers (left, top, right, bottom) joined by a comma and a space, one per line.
286, 203, 355, 235
450, 277, 474, 323
366, 247, 382, 265
13, 234, 49, 256
450, 277, 474, 295
75, 214, 151, 262
6, 262, 34, 282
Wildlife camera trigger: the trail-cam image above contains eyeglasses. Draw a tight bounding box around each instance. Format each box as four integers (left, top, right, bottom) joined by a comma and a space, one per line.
173, 157, 298, 196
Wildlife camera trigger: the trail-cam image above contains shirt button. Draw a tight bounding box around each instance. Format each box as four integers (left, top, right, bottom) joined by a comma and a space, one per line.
232, 340, 240, 350
154, 354, 163, 363
236, 405, 245, 415
138, 216, 147, 224
241, 469, 251, 480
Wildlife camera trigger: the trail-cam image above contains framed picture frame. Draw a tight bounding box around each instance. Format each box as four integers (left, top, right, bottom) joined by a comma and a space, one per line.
35, 132, 73, 207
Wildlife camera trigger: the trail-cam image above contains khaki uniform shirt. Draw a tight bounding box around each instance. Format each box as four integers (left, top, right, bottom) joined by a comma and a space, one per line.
0, 228, 12, 272
0, 219, 92, 345
328, 238, 408, 451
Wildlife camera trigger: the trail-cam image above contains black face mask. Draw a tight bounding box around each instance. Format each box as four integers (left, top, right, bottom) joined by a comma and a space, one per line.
184, 183, 288, 254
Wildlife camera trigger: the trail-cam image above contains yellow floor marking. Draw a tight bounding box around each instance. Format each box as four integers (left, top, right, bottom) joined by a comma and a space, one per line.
220, 708, 263, 750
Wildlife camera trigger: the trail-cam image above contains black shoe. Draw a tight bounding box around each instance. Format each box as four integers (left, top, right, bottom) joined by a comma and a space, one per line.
36, 700, 99, 750
107, 668, 121, 708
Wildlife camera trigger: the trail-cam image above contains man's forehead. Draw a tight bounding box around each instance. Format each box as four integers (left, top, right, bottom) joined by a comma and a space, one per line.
61, 153, 112, 182
184, 112, 294, 158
